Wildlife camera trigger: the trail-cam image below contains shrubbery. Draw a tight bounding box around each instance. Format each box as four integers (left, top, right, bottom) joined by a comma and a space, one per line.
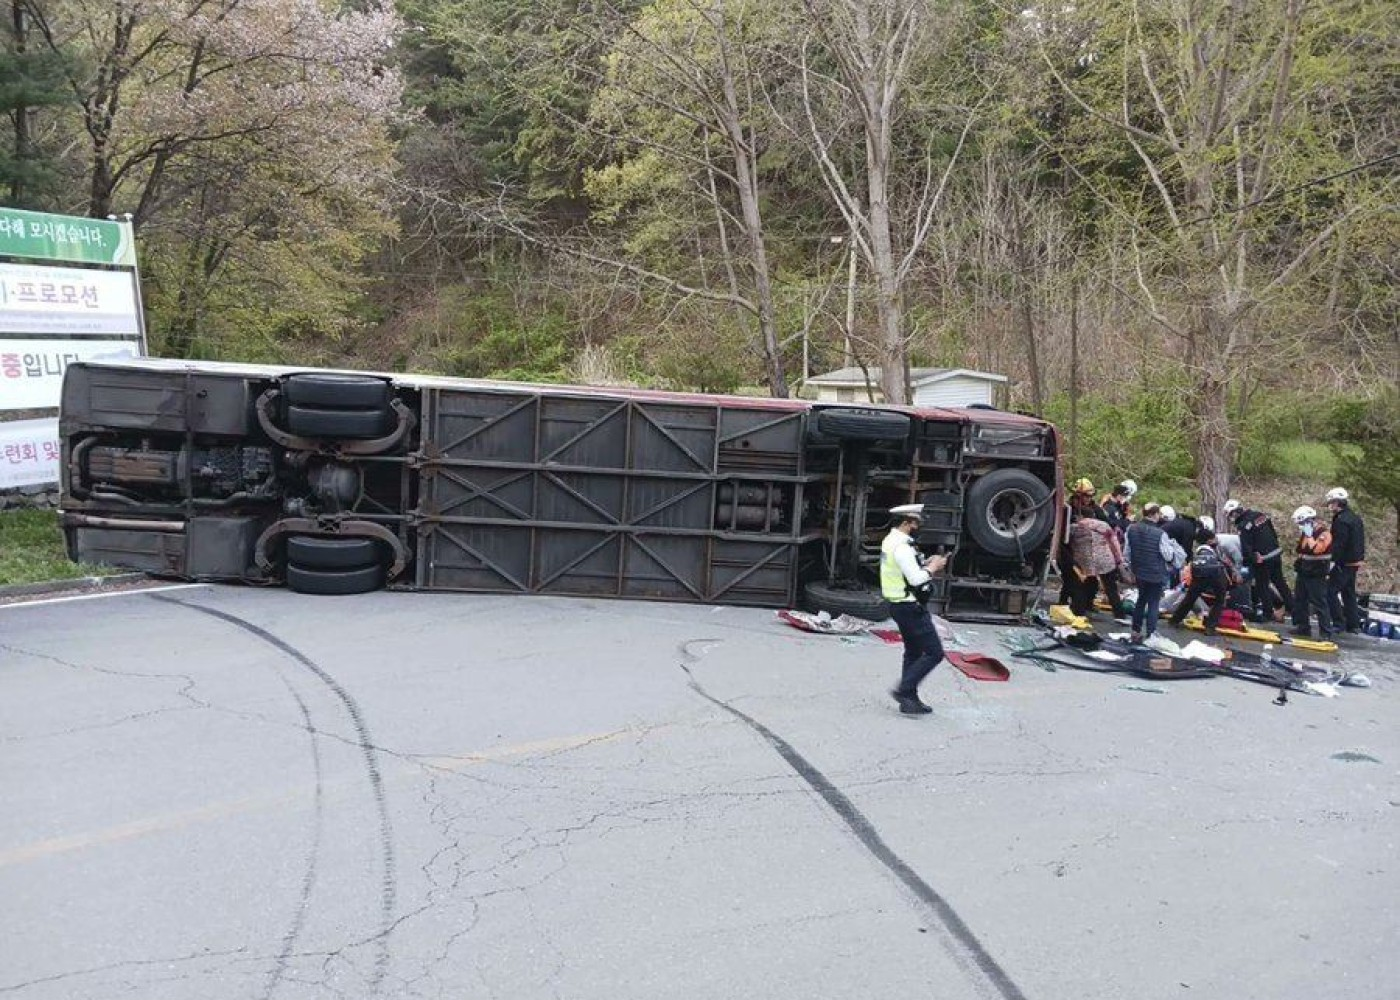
1325, 390, 1399, 539
1045, 380, 1364, 510
1043, 375, 1195, 491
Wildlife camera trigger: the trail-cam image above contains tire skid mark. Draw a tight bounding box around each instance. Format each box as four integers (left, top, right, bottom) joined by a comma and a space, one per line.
254, 664, 325, 1000
679, 646, 1029, 1000
152, 594, 396, 997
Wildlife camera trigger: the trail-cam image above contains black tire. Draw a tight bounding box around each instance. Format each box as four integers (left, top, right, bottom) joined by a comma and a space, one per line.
811, 407, 910, 444
803, 580, 890, 622
286, 535, 382, 571
286, 563, 384, 595
286, 404, 392, 440
964, 468, 1054, 559
284, 372, 391, 410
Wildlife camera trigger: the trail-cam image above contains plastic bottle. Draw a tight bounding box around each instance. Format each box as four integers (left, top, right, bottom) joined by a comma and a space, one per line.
1261, 643, 1274, 664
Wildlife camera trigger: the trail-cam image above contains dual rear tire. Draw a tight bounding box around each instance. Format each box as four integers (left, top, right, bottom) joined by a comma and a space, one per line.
282, 373, 394, 440
285, 535, 386, 595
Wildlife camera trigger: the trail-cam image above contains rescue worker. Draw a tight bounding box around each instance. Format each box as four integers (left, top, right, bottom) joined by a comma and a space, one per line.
882, 504, 949, 716
1123, 503, 1183, 643
1290, 506, 1335, 639
1101, 480, 1138, 539
1224, 499, 1293, 622
1162, 506, 1200, 554
1168, 532, 1230, 634
1159, 505, 1181, 586
1069, 478, 1106, 520
1324, 487, 1366, 633
1214, 526, 1254, 615
1057, 478, 1098, 605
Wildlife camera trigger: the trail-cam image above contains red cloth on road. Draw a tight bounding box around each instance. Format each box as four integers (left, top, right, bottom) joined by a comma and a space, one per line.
944, 651, 1011, 682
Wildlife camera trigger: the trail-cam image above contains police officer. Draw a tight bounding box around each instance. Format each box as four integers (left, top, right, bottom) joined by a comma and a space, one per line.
1324, 487, 1366, 633
882, 504, 949, 716
1224, 499, 1293, 622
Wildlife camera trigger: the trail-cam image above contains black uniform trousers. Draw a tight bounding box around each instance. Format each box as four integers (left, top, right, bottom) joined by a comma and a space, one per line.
1071, 572, 1124, 617
1327, 565, 1362, 632
890, 600, 945, 697
1292, 572, 1334, 635
1169, 573, 1228, 629
1251, 555, 1293, 619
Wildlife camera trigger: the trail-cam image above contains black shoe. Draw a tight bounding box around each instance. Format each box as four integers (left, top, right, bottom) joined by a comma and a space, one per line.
1344, 627, 1362, 635
1203, 626, 1218, 636
891, 690, 933, 715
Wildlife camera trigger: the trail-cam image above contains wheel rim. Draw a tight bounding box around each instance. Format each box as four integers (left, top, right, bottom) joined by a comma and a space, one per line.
986, 487, 1037, 540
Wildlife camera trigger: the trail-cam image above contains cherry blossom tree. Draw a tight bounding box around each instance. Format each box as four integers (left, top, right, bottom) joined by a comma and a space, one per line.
19, 0, 405, 356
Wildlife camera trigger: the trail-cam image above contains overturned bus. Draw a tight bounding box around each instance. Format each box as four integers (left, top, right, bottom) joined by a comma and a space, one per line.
58, 359, 1062, 622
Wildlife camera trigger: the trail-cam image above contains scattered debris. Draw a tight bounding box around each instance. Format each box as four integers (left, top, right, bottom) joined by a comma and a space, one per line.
1330, 751, 1381, 764
776, 609, 873, 636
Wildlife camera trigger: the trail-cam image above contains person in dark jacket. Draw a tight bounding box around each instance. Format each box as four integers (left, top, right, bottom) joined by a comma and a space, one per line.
1100, 480, 1137, 540
1324, 487, 1366, 633
1168, 533, 1230, 633
1162, 507, 1200, 557
1123, 503, 1181, 642
1290, 505, 1335, 638
1224, 499, 1293, 622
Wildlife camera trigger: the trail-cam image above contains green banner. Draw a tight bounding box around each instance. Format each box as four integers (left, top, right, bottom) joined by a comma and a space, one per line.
0, 208, 136, 268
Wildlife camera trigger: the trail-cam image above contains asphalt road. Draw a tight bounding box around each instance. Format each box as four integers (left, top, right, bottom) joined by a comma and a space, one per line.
2, 586, 1397, 1000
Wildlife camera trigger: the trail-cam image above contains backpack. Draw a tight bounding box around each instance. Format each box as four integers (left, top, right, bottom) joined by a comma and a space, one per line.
1190, 544, 1225, 581
1219, 608, 1246, 631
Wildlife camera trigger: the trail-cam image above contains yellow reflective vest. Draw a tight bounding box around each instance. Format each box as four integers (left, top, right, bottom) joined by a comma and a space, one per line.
881, 529, 917, 603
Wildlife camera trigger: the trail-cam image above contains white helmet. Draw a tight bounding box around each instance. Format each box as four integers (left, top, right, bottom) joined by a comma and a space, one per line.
1199, 515, 1215, 533
1120, 479, 1138, 498
1223, 499, 1241, 516
1325, 487, 1349, 503
1292, 505, 1317, 523
1160, 505, 1176, 521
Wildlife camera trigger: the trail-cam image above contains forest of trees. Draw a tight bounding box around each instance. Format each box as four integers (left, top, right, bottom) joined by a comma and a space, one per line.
2, 0, 1395, 511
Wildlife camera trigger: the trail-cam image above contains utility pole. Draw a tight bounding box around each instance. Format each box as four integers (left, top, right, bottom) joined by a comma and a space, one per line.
10, 0, 30, 206
1069, 279, 1080, 472
843, 239, 857, 369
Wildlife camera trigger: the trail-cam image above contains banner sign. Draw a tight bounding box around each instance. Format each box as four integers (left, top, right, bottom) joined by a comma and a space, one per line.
0, 263, 141, 338
1, 338, 138, 411
0, 417, 60, 488
0, 208, 136, 267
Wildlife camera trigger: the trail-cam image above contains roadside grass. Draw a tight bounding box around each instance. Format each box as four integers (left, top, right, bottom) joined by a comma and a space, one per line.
0, 508, 114, 586
1271, 440, 1349, 480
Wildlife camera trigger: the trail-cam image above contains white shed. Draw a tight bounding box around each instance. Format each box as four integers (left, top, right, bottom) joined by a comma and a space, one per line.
805, 367, 1007, 408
